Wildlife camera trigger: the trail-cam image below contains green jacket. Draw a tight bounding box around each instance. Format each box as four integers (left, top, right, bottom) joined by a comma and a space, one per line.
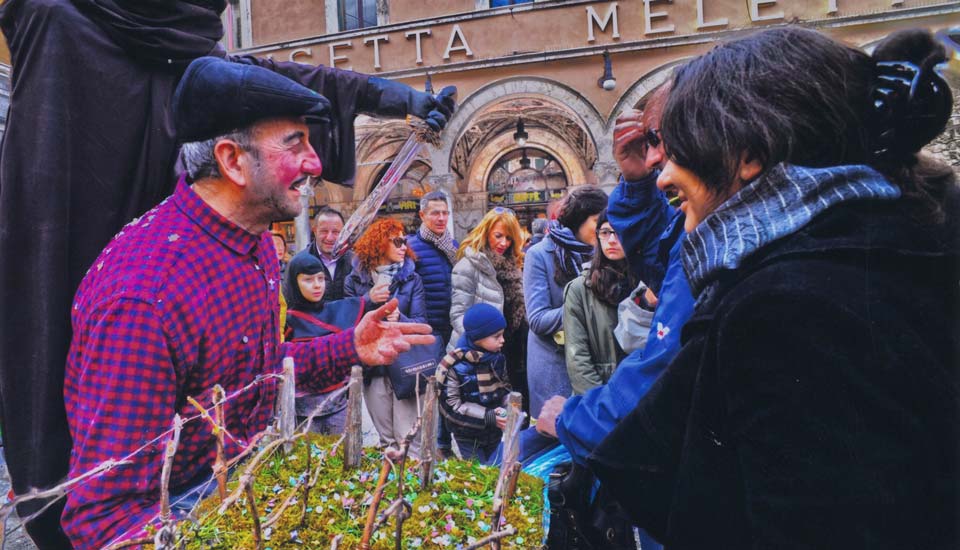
562, 269, 625, 394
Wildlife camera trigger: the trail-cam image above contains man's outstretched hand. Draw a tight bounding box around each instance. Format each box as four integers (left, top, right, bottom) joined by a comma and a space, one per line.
354, 298, 435, 366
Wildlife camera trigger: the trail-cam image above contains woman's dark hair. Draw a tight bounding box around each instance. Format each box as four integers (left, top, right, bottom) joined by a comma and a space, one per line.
661, 26, 953, 213
557, 186, 608, 233
282, 253, 325, 312
587, 210, 636, 305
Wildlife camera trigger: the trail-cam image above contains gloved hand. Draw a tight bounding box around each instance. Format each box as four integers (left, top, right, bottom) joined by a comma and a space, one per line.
368, 77, 458, 131
410, 85, 457, 131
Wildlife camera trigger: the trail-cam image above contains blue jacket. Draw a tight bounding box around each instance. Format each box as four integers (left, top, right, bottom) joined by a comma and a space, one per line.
606, 171, 682, 294
407, 232, 458, 345
556, 173, 695, 465
523, 236, 571, 417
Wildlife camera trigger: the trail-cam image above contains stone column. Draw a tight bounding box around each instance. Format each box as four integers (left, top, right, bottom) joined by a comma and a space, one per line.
294, 182, 314, 253
592, 159, 621, 193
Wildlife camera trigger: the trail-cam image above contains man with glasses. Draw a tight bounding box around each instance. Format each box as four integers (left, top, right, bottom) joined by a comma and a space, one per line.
534, 83, 695, 550
306, 206, 354, 303
407, 191, 459, 459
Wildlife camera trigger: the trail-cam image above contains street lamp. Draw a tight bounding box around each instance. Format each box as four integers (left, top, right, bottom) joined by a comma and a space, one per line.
519, 148, 531, 169
513, 117, 528, 146
598, 50, 616, 91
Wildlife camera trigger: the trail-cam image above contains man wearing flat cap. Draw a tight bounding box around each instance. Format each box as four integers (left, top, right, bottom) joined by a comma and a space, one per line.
0, 3, 455, 547
59, 57, 437, 550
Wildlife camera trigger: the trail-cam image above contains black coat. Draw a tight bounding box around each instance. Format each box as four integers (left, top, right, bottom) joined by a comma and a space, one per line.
0, 2, 380, 546
588, 199, 960, 550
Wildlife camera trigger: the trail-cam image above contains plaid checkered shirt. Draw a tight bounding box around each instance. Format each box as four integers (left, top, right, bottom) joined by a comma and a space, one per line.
63, 177, 360, 549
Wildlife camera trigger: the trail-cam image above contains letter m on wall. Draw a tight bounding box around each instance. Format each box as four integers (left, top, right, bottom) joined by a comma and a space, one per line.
587, 2, 620, 43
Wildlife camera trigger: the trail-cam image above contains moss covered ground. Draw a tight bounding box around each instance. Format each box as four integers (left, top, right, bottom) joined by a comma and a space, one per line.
172, 435, 544, 549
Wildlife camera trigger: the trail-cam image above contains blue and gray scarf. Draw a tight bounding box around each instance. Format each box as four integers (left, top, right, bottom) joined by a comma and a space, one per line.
547, 221, 594, 286
683, 163, 901, 296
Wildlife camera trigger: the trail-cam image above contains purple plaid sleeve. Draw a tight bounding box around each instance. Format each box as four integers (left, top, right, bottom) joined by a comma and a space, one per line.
63, 179, 360, 550
63, 297, 178, 547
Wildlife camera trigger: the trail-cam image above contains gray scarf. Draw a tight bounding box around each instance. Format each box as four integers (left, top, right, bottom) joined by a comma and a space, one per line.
418, 224, 458, 264
373, 262, 403, 286
683, 163, 901, 296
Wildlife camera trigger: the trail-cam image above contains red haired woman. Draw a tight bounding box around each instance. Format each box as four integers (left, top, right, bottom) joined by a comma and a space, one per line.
344, 217, 427, 454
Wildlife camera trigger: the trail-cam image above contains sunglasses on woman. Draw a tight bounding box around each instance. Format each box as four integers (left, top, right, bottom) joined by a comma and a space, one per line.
390, 236, 407, 248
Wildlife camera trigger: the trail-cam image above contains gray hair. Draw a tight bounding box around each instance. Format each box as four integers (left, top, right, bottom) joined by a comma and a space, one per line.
531, 217, 548, 235
180, 127, 257, 182
419, 190, 450, 212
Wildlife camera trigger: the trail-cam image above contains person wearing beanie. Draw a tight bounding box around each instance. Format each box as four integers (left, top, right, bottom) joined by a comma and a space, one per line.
436, 304, 512, 461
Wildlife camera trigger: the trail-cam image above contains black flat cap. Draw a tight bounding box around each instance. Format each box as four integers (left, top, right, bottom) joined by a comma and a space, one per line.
173, 56, 332, 143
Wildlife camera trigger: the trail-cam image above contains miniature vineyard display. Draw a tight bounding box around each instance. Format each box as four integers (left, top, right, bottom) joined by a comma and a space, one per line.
112, 364, 543, 550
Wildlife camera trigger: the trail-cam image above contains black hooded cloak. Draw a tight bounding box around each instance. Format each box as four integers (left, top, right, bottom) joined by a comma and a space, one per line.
0, 1, 387, 547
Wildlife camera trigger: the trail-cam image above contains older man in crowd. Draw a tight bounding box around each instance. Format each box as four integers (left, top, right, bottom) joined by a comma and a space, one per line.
306, 206, 354, 302
62, 57, 436, 550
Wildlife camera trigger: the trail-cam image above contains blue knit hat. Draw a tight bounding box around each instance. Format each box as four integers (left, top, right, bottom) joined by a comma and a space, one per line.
463, 303, 506, 342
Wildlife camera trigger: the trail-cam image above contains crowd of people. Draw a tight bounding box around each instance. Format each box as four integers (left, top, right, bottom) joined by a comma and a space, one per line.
0, 2, 956, 548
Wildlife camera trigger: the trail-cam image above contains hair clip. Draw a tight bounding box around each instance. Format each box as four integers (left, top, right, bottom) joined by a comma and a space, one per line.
869, 60, 952, 160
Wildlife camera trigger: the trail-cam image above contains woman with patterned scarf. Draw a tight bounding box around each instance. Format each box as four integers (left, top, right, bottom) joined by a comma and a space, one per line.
345, 217, 427, 455
589, 27, 959, 549
523, 186, 608, 418
449, 208, 528, 411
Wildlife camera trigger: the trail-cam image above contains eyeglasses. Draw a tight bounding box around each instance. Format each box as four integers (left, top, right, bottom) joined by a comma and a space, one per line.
391, 236, 407, 248
492, 206, 516, 217
644, 128, 661, 149
597, 228, 618, 239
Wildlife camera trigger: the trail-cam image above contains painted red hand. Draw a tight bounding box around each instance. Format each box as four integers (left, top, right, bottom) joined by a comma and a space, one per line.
353, 298, 435, 366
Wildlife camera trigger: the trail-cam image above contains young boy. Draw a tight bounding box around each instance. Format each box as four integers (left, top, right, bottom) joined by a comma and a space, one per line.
437, 303, 511, 461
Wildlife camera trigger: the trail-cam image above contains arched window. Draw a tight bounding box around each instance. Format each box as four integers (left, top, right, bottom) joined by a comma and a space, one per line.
487, 148, 566, 231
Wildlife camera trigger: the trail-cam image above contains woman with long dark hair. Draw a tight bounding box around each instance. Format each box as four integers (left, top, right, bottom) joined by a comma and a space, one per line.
562, 210, 637, 394
589, 27, 958, 549
524, 185, 608, 417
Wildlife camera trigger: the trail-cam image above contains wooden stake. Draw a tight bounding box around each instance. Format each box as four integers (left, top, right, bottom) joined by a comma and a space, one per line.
501, 392, 524, 500
488, 461, 522, 550
278, 358, 296, 453
359, 457, 393, 550
418, 375, 438, 489
342, 365, 364, 470
159, 415, 182, 523
212, 384, 227, 502
245, 482, 263, 550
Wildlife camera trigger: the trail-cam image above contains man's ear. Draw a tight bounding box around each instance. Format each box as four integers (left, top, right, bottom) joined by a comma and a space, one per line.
738, 152, 764, 183
213, 139, 249, 188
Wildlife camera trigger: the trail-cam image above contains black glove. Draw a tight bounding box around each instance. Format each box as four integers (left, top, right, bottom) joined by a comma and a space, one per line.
368, 77, 457, 131
411, 85, 457, 131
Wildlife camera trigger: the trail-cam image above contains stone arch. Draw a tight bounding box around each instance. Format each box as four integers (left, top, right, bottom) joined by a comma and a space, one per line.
430, 76, 606, 177
610, 58, 691, 128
